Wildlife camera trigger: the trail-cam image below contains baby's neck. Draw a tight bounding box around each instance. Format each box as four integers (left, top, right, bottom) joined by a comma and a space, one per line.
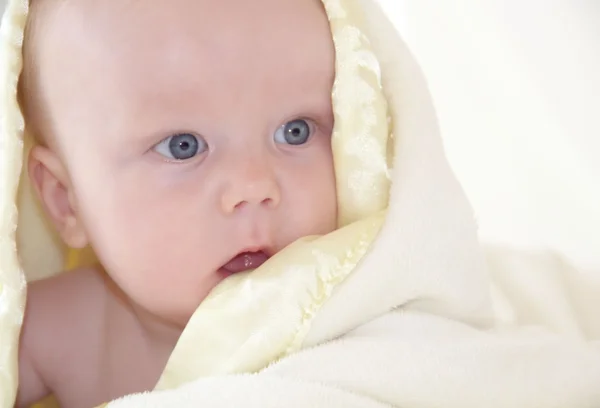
129, 302, 184, 353
103, 272, 184, 365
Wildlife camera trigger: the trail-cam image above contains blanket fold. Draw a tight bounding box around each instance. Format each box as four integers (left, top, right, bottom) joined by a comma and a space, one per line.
110, 311, 600, 408
0, 0, 599, 407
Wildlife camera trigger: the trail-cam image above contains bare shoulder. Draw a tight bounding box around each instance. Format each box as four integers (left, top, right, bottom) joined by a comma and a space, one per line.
24, 266, 109, 347
18, 266, 109, 402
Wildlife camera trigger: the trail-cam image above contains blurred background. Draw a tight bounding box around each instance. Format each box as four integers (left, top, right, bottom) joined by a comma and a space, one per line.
2, 0, 599, 270
378, 1, 600, 271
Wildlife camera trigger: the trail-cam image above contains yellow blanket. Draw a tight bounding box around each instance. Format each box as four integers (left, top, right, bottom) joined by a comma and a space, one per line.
1, 0, 599, 407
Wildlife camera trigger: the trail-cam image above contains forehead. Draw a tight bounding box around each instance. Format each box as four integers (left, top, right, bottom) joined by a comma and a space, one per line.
72, 1, 325, 59
37, 0, 332, 101
31, 0, 335, 143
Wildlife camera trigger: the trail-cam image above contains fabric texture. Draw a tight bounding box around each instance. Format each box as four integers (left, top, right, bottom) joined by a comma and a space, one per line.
0, 0, 599, 407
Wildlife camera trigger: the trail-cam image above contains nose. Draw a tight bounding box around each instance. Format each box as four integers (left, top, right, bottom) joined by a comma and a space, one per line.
220, 157, 281, 214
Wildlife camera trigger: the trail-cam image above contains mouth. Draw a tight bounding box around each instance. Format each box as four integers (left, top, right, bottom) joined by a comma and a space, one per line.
220, 248, 271, 275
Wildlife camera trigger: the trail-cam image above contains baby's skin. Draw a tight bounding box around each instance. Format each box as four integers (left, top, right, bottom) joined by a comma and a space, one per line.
16, 0, 337, 406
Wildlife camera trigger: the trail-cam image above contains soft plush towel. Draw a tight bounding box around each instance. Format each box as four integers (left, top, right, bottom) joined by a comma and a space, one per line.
1, 0, 599, 407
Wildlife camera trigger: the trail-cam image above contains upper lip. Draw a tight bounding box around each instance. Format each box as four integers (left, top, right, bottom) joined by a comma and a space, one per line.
239, 245, 275, 257
224, 243, 276, 264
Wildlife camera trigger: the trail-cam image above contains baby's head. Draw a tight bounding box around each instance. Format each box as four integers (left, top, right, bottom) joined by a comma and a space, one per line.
20, 0, 337, 325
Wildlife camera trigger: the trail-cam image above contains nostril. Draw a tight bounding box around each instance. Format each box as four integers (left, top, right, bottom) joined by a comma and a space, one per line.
232, 198, 273, 212
223, 180, 280, 213
234, 200, 248, 210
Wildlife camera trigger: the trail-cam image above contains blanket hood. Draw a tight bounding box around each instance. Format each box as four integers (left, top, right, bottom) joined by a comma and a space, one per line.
0, 0, 495, 405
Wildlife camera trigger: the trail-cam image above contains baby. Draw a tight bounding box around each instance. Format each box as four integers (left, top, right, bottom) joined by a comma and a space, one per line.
16, 0, 338, 406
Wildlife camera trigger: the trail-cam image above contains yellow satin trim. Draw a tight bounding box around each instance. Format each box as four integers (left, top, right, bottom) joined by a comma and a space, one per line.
157, 212, 386, 388
65, 247, 97, 271
0, 1, 29, 406
65, 249, 81, 271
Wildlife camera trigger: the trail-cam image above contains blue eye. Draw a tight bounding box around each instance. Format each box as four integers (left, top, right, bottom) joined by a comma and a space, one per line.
273, 119, 312, 145
153, 133, 207, 161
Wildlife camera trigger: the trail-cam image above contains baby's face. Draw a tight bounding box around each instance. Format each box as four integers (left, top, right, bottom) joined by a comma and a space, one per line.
32, 0, 337, 324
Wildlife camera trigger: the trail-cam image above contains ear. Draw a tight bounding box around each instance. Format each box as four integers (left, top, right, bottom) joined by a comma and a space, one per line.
28, 146, 89, 249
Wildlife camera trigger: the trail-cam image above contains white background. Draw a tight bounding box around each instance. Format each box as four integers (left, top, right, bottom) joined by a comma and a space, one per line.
3, 1, 599, 269
378, 1, 600, 270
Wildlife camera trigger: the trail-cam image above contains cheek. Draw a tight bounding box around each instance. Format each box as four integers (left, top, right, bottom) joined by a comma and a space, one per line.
74, 175, 229, 321
74, 173, 225, 292
286, 148, 337, 234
